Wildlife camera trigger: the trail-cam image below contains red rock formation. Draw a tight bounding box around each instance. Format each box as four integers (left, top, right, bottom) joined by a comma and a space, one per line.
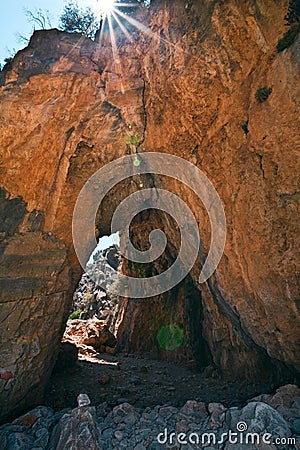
0, 0, 299, 422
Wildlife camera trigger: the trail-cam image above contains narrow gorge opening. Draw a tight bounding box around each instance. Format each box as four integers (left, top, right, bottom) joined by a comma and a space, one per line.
45, 209, 281, 414
70, 231, 120, 322
62, 231, 122, 360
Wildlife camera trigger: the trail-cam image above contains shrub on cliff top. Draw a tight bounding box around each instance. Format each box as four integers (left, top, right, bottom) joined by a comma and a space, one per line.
59, 2, 98, 38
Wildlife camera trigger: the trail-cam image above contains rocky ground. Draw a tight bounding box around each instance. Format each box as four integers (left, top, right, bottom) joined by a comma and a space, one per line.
1, 319, 299, 449
50, 318, 286, 410
0, 381, 299, 449
1, 247, 299, 449
46, 348, 276, 413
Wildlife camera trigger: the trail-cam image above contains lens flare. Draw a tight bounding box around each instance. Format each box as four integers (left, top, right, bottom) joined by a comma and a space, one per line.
157, 324, 185, 352
92, 0, 117, 16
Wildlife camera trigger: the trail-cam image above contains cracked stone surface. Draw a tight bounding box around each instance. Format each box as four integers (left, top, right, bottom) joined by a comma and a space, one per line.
0, 0, 299, 422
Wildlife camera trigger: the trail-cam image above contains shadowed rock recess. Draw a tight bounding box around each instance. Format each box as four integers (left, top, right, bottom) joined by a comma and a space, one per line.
0, 0, 299, 425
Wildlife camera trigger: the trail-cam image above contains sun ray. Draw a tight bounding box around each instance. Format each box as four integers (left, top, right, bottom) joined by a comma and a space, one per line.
114, 8, 160, 41
89, 0, 195, 93
61, 32, 92, 63
114, 7, 193, 57
107, 13, 126, 93
98, 15, 107, 46
107, 14, 118, 66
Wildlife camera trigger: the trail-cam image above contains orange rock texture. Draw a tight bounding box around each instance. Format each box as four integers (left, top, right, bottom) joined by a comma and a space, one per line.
0, 0, 299, 422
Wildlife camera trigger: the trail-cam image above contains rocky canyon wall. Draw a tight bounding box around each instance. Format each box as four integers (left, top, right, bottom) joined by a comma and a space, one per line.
0, 0, 299, 422
0, 29, 146, 422
120, 0, 300, 380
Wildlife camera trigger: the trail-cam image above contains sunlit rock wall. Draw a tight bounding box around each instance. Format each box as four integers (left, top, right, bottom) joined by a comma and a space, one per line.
128, 0, 300, 379
0, 0, 299, 422
0, 29, 145, 422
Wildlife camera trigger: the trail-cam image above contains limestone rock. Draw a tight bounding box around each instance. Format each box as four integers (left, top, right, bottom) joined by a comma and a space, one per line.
72, 245, 120, 325
48, 405, 101, 450
230, 401, 292, 438
77, 394, 91, 408
63, 318, 116, 355
0, 386, 299, 450
81, 321, 116, 350
208, 402, 227, 429
0, 230, 69, 423
0, 0, 299, 422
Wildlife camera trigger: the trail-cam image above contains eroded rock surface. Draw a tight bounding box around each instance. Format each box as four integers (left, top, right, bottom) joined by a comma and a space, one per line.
0, 27, 144, 422
116, 0, 300, 380
63, 319, 116, 356
0, 386, 299, 449
0, 225, 69, 422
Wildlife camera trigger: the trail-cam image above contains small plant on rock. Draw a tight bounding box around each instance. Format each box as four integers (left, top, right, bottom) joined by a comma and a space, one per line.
93, 250, 101, 263
124, 132, 143, 147
4, 57, 13, 65
255, 87, 272, 103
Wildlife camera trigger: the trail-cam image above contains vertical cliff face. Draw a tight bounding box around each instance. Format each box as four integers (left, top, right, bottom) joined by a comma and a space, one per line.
0, 30, 146, 422
136, 0, 300, 380
0, 0, 299, 422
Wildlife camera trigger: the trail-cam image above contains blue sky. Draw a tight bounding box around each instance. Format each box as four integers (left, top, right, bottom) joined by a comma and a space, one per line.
0, 0, 63, 64
88, 232, 120, 264
0, 1, 96, 65
0, 1, 150, 65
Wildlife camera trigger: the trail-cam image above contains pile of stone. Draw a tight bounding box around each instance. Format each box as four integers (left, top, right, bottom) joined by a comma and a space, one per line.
0, 385, 299, 449
72, 245, 120, 328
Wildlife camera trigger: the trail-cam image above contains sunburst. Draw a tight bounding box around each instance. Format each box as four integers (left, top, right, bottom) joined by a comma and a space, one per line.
79, 1, 179, 93
89, 1, 146, 94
